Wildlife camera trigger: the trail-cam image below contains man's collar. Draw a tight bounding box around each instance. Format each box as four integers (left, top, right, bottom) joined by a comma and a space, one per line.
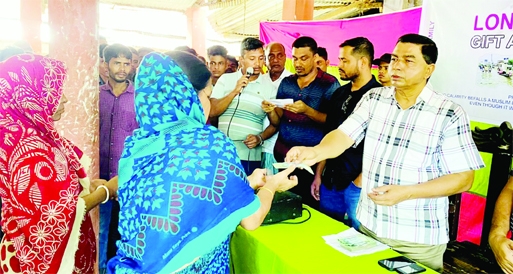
385, 84, 434, 103
103, 80, 134, 94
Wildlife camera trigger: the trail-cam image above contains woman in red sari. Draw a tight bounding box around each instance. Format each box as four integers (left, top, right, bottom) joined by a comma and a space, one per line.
0, 54, 117, 273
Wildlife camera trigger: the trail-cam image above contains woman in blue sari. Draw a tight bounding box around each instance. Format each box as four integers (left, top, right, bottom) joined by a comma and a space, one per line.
107, 51, 297, 273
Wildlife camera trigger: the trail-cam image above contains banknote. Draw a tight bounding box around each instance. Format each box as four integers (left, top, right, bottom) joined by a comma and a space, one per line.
273, 162, 314, 175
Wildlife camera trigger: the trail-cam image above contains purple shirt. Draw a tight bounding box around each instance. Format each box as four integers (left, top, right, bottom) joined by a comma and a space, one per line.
99, 81, 138, 180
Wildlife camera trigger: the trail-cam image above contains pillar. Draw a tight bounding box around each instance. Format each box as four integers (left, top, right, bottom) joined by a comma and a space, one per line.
47, 0, 100, 272
282, 0, 314, 21
185, 5, 207, 57
19, 0, 42, 53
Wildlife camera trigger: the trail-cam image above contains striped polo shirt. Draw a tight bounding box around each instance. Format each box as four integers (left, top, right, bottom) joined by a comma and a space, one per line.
211, 70, 276, 161
339, 86, 485, 245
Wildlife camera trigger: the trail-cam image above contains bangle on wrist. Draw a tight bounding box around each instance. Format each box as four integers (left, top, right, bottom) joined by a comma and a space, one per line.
257, 134, 264, 146
259, 186, 274, 195
96, 185, 110, 204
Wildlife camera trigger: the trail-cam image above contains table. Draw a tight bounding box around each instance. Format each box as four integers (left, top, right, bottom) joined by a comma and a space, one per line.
230, 206, 437, 274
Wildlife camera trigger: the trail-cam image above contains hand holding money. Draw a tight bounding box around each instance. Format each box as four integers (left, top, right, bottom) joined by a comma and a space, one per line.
273, 162, 314, 175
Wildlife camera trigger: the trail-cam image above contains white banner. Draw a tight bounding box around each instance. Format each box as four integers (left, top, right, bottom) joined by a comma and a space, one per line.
419, 0, 513, 125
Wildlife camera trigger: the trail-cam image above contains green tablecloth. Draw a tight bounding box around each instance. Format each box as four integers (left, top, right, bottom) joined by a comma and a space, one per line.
230, 206, 437, 274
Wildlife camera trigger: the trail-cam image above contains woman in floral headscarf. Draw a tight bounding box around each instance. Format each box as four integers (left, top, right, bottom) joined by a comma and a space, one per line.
0, 54, 117, 273
107, 51, 297, 273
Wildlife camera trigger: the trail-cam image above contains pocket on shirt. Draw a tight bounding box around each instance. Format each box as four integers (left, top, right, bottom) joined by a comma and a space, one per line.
402, 128, 439, 169
118, 109, 137, 132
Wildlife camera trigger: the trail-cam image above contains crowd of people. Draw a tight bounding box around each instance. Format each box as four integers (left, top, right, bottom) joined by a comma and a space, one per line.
0, 31, 511, 274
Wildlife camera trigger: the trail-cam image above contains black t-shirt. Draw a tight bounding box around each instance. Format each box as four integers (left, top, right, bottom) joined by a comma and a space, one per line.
322, 76, 382, 190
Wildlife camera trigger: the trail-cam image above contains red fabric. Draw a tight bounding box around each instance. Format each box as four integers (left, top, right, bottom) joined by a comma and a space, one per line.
456, 192, 486, 245
0, 54, 95, 273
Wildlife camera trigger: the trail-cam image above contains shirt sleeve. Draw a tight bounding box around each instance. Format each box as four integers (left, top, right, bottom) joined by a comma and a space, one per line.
276, 79, 286, 99
338, 91, 371, 147
324, 80, 341, 101
211, 75, 229, 99
437, 106, 485, 174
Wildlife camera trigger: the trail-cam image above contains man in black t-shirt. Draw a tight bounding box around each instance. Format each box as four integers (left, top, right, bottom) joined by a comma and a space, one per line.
312, 37, 381, 228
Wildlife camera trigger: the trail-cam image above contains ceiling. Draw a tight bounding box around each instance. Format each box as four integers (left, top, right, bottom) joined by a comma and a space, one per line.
100, 0, 384, 39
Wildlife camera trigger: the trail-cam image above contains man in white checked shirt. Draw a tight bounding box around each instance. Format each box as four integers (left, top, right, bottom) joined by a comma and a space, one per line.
286, 34, 484, 272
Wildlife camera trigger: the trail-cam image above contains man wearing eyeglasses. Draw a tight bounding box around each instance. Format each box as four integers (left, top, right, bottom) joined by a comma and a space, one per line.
312, 37, 381, 229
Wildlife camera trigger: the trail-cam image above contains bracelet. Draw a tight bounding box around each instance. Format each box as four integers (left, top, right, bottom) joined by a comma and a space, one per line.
96, 185, 110, 204
259, 186, 274, 195
257, 134, 264, 146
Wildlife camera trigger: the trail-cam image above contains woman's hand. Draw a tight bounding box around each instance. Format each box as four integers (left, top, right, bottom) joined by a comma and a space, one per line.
90, 179, 107, 194
265, 166, 298, 192
104, 176, 119, 200
248, 169, 266, 190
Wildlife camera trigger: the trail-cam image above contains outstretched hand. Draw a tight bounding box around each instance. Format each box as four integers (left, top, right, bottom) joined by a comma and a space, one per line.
285, 146, 318, 167
368, 185, 411, 206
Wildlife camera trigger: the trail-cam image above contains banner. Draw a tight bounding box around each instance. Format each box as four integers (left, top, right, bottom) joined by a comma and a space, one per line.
419, 0, 513, 125
260, 8, 422, 64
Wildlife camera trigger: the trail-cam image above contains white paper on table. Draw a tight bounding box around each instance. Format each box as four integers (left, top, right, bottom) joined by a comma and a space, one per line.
267, 99, 294, 108
322, 228, 389, 257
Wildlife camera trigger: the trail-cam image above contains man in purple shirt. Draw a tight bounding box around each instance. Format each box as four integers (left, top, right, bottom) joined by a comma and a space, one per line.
99, 43, 138, 273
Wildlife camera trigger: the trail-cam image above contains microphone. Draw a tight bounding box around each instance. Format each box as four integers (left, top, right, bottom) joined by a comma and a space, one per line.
245, 67, 254, 78
239, 67, 254, 96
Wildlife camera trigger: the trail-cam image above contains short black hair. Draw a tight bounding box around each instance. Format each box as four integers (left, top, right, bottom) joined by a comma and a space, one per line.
397, 34, 438, 64
164, 51, 212, 93
99, 44, 108, 59
175, 46, 198, 56
227, 55, 238, 64
317, 47, 328, 60
240, 37, 264, 56
292, 36, 317, 54
103, 43, 132, 63
207, 45, 228, 59
339, 37, 374, 67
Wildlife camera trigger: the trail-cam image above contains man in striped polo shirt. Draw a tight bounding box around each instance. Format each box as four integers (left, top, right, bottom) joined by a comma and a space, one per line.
286, 34, 484, 271
210, 38, 277, 175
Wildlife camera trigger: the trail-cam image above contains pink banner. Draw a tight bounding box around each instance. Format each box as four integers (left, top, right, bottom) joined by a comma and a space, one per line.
259, 8, 422, 64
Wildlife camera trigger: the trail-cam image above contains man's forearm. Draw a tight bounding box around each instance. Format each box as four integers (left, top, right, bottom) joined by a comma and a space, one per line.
268, 108, 282, 127
407, 170, 474, 199
315, 160, 326, 179
305, 107, 327, 124
260, 124, 277, 140
209, 93, 237, 117
490, 177, 513, 238
313, 129, 354, 162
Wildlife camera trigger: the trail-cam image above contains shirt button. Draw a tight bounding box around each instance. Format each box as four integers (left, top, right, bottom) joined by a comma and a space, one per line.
288, 119, 292, 122
299, 94, 302, 96
110, 158, 113, 160
111, 142, 114, 145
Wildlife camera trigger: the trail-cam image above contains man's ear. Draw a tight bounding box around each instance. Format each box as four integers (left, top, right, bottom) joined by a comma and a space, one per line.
425, 64, 436, 80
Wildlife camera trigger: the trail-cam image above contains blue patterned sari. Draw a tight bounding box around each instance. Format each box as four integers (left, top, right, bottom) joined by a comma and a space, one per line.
107, 53, 260, 273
